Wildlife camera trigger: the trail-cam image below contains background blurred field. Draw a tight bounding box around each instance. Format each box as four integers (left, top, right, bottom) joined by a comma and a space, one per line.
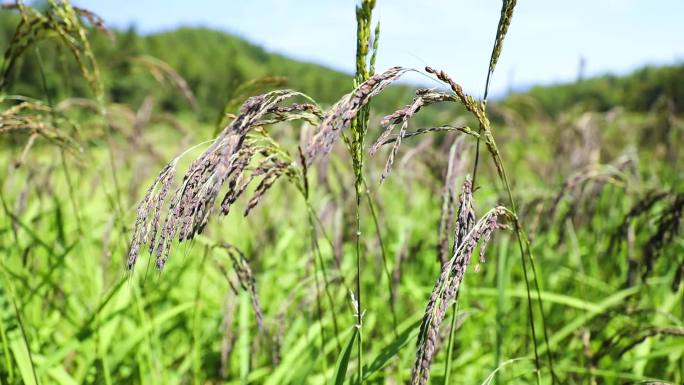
0, 2, 682, 385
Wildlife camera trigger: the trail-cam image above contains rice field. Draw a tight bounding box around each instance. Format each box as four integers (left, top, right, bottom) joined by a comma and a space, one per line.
0, 1, 682, 384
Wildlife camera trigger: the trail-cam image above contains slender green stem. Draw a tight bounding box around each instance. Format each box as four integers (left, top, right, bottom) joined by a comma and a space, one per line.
363, 180, 398, 335
192, 250, 209, 385
489, 145, 556, 383
354, 185, 363, 382
306, 201, 352, 293
306, 205, 341, 350
465, 0, 552, 379
445, 102, 552, 385
443, 295, 460, 384
59, 149, 82, 232
34, 47, 83, 234
471, 137, 483, 191
495, 235, 510, 385
351, 1, 377, 381
312, 230, 328, 365
459, 62, 555, 384
680, 296, 684, 382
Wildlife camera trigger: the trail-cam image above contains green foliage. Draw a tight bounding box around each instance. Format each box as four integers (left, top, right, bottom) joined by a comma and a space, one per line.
510, 64, 684, 116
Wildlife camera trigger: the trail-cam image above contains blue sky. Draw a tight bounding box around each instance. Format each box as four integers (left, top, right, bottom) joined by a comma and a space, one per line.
77, 0, 683, 98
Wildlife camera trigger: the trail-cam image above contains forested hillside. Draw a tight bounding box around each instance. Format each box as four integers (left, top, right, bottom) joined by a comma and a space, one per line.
513, 64, 684, 116
0, 12, 411, 120
2, 11, 681, 122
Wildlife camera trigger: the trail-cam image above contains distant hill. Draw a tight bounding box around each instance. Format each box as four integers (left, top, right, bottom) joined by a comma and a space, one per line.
0, 12, 413, 121
508, 64, 684, 116
98, 26, 364, 112
1, 10, 681, 122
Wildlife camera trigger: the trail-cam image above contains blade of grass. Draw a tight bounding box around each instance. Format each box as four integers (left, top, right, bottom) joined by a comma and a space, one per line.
239, 290, 250, 383
443, 297, 460, 384
1, 270, 39, 385
495, 235, 510, 384
330, 327, 358, 385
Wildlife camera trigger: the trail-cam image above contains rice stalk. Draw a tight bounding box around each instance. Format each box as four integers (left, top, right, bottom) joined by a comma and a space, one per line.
425, 65, 557, 383
363, 178, 398, 334
220, 243, 265, 332
412, 205, 511, 385
215, 76, 288, 132
351, 1, 376, 379
484, 0, 517, 101
641, 193, 684, 288
0, 0, 104, 101
436, 140, 466, 265
443, 173, 475, 384
0, 98, 82, 153
219, 291, 237, 379
131, 55, 199, 111
302, 167, 342, 351
304, 66, 407, 165
371, 89, 456, 181
370, 89, 456, 150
